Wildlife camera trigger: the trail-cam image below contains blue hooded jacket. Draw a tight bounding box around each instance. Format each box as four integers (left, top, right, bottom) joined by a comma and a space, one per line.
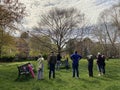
70, 52, 82, 65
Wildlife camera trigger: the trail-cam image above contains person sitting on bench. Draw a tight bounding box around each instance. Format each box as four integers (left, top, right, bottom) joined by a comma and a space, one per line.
27, 63, 35, 78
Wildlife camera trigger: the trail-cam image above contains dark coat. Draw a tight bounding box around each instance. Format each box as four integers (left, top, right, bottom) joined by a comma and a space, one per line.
49, 55, 57, 64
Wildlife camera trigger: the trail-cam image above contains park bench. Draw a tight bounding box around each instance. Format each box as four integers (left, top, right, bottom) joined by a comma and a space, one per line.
17, 63, 34, 78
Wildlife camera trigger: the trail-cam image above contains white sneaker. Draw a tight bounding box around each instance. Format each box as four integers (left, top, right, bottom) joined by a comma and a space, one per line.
98, 74, 101, 76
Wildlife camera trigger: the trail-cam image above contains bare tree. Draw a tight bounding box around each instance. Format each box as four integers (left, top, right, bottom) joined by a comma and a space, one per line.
94, 8, 119, 57
34, 7, 85, 54
110, 3, 120, 38
102, 4, 120, 57
29, 35, 52, 56
92, 25, 109, 56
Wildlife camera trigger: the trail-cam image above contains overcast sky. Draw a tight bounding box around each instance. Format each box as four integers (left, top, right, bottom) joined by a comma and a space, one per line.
20, 0, 119, 30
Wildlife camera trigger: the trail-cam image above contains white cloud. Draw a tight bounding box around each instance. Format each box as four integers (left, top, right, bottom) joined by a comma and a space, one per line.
20, 0, 119, 29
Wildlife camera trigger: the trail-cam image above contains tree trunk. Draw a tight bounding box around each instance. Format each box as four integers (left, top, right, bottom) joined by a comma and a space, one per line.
57, 45, 61, 54
0, 27, 3, 59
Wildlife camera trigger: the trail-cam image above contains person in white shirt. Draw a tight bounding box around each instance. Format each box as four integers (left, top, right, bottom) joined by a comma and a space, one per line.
37, 55, 44, 80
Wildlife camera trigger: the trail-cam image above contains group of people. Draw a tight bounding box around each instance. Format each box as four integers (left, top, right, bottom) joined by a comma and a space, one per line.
87, 52, 106, 77
37, 52, 57, 80
36, 51, 106, 80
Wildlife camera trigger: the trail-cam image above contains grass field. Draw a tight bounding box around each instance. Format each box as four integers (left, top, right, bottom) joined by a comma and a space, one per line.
0, 59, 120, 90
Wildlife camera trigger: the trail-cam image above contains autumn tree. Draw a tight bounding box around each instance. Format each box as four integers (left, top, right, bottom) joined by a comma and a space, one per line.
34, 7, 85, 54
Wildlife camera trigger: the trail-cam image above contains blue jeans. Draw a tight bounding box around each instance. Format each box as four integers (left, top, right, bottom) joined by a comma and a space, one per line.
72, 63, 79, 77
56, 61, 61, 70
38, 69, 43, 79
97, 64, 104, 74
49, 63, 55, 79
38, 64, 44, 79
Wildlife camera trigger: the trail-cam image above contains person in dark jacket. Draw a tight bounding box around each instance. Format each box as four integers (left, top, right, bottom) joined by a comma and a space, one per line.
48, 52, 57, 79
70, 51, 82, 78
101, 55, 106, 75
87, 55, 94, 77
96, 52, 103, 76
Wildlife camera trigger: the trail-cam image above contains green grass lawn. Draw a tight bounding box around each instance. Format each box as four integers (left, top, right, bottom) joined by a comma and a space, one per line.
0, 59, 120, 90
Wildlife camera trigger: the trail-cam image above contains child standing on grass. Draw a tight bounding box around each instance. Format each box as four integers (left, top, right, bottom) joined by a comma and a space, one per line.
37, 55, 44, 80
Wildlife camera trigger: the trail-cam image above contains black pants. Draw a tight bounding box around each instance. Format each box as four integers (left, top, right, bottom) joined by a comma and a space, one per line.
103, 64, 105, 74
88, 65, 93, 77
49, 64, 55, 79
72, 64, 79, 77
97, 64, 105, 74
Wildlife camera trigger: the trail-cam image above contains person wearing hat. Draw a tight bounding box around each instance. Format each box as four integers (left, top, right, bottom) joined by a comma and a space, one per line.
87, 54, 94, 77
96, 52, 103, 76
37, 55, 44, 80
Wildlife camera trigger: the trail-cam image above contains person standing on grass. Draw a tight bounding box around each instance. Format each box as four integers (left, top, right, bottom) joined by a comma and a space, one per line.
65, 57, 69, 70
87, 54, 94, 77
37, 55, 44, 80
101, 55, 106, 75
48, 52, 57, 79
96, 52, 103, 76
56, 53, 62, 70
70, 51, 82, 78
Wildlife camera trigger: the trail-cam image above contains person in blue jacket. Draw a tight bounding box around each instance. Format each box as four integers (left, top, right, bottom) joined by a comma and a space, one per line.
70, 51, 82, 78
